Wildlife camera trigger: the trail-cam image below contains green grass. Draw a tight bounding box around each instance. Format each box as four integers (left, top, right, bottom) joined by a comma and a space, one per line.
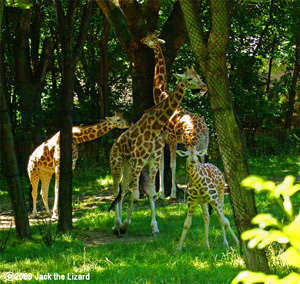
0, 196, 243, 284
0, 153, 299, 283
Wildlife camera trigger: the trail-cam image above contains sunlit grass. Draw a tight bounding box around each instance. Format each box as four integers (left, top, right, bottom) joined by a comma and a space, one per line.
0, 153, 299, 283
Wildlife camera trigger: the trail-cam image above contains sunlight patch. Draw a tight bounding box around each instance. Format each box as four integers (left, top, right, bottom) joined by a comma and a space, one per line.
97, 176, 113, 187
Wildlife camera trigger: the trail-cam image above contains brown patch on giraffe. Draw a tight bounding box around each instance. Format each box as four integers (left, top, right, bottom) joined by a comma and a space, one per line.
154, 88, 161, 97
155, 66, 159, 75
158, 74, 164, 83
131, 127, 140, 137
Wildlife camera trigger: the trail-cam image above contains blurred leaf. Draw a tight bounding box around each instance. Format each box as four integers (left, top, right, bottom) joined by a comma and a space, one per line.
282, 247, 300, 267
283, 220, 300, 248
242, 228, 289, 249
241, 175, 276, 194
252, 213, 280, 229
232, 270, 278, 284
275, 176, 300, 198
282, 196, 293, 218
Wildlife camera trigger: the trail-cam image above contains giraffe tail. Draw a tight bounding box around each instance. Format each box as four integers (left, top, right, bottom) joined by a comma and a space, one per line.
108, 184, 122, 212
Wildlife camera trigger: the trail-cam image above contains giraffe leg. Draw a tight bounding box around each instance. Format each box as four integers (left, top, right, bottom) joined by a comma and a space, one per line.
114, 163, 130, 237
177, 197, 197, 251
40, 172, 53, 217
213, 203, 239, 247
158, 150, 165, 199
52, 166, 60, 219
120, 165, 142, 235
169, 143, 177, 199
200, 203, 210, 248
111, 158, 125, 237
30, 175, 39, 218
148, 156, 161, 235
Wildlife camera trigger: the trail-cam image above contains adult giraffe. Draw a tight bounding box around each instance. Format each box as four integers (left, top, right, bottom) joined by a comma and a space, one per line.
141, 33, 209, 199
110, 66, 205, 236
28, 112, 129, 218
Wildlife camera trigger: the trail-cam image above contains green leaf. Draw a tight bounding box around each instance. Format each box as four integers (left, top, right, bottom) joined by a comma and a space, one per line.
283, 220, 300, 248
241, 175, 276, 194
257, 231, 289, 249
232, 270, 279, 284
282, 196, 293, 218
242, 228, 289, 249
252, 213, 280, 229
276, 272, 300, 284
241, 175, 265, 189
282, 247, 300, 267
275, 176, 300, 197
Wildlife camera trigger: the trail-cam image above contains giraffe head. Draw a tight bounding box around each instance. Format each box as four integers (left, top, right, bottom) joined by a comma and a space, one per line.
177, 147, 207, 164
174, 65, 208, 94
141, 32, 165, 48
106, 111, 129, 129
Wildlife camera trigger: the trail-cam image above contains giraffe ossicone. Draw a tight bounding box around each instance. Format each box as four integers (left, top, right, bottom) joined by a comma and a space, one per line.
27, 112, 129, 219
141, 33, 209, 200
176, 146, 239, 251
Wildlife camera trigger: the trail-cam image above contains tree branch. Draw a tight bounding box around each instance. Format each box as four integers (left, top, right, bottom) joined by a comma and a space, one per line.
179, 0, 208, 77
74, 0, 93, 62
35, 37, 53, 83
160, 1, 187, 75
95, 0, 132, 53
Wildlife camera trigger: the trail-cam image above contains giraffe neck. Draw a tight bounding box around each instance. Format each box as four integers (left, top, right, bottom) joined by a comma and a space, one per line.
72, 120, 115, 145
145, 80, 187, 131
153, 44, 169, 104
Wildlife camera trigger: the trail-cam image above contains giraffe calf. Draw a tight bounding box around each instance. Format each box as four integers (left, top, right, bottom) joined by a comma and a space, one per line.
176, 147, 239, 251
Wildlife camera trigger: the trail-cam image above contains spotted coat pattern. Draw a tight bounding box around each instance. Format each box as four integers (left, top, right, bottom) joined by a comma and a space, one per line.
141, 33, 209, 199
176, 148, 239, 250
109, 66, 205, 237
27, 112, 129, 218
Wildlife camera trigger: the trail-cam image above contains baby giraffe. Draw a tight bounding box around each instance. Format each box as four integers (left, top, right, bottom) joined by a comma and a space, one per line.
176, 147, 239, 251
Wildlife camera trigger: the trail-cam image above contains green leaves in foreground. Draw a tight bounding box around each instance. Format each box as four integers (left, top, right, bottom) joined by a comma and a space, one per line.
232, 175, 300, 284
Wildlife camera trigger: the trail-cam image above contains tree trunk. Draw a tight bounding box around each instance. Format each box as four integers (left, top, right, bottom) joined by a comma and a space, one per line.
0, 0, 31, 239
95, 0, 187, 194
53, 0, 93, 232
97, 16, 110, 118
12, 4, 53, 173
179, 0, 270, 273
285, 18, 300, 130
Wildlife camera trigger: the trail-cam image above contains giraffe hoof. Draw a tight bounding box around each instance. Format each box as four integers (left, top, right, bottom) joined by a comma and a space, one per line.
151, 231, 159, 237
113, 229, 124, 238
167, 195, 176, 200
176, 246, 182, 253
120, 228, 127, 236
158, 194, 165, 200
51, 213, 58, 220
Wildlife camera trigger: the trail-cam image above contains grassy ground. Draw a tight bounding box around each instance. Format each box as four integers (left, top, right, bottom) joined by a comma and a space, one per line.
0, 153, 299, 283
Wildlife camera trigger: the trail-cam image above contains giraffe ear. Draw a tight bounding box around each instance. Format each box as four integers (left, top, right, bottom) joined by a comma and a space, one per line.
105, 116, 113, 122
173, 73, 184, 80
197, 149, 207, 157
176, 150, 188, 157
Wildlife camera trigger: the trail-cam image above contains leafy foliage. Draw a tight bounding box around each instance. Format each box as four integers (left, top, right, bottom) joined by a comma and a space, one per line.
232, 175, 300, 284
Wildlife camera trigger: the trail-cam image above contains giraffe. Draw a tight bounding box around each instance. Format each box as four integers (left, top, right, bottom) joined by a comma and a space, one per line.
141, 33, 209, 199
27, 112, 129, 219
176, 147, 239, 251
110, 66, 205, 237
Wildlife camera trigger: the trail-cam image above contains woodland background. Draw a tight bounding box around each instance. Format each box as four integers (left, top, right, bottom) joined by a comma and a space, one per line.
0, 0, 299, 280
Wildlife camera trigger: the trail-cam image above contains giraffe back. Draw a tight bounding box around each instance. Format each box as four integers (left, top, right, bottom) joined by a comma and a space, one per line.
187, 162, 225, 207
